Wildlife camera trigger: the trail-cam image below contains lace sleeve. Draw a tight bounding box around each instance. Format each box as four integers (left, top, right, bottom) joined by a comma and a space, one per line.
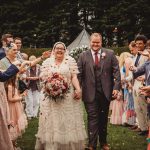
68, 56, 79, 74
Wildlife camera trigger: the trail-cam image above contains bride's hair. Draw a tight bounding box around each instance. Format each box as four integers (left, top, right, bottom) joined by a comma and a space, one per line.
52, 42, 67, 51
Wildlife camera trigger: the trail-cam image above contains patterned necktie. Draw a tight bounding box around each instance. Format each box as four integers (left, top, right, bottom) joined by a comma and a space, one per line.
95, 52, 99, 66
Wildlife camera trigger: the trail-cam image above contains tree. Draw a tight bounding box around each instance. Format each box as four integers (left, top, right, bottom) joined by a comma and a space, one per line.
0, 0, 149, 47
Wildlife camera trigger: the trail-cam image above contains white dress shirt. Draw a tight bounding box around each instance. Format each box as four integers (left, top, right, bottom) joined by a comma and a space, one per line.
91, 49, 102, 63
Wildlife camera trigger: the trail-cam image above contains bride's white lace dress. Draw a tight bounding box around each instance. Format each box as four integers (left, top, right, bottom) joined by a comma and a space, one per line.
35, 55, 87, 150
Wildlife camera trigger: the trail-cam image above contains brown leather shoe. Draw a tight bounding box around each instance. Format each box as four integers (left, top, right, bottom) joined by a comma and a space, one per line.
130, 125, 138, 130
102, 144, 110, 150
84, 147, 94, 150
133, 127, 141, 132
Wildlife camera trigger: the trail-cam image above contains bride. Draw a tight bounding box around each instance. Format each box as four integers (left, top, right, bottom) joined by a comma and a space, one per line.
35, 42, 87, 150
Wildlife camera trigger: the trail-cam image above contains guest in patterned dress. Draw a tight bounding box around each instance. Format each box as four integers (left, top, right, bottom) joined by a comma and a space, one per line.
119, 52, 136, 126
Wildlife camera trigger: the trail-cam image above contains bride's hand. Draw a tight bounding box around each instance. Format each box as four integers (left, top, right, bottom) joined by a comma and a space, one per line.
74, 89, 81, 100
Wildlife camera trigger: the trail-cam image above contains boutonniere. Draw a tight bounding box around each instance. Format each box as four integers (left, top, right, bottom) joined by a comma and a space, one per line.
101, 52, 106, 59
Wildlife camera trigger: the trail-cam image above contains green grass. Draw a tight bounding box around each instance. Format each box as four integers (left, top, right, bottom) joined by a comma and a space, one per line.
17, 107, 147, 150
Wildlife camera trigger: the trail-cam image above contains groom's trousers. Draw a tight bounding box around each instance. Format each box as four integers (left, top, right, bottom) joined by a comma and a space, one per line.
84, 92, 110, 149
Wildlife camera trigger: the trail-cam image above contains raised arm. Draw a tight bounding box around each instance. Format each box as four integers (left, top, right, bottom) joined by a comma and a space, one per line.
30, 51, 51, 67
0, 64, 19, 82
132, 63, 146, 79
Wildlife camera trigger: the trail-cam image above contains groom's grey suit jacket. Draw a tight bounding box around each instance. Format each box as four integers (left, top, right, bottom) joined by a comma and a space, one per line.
77, 48, 121, 102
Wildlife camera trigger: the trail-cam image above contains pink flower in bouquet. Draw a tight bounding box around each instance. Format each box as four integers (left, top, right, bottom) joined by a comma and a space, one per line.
44, 73, 69, 101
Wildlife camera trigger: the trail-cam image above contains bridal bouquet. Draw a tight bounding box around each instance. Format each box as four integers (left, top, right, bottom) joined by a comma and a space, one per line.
44, 73, 69, 101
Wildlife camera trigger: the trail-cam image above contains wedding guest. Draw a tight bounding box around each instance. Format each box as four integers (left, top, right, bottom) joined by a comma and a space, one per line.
129, 41, 150, 104
129, 41, 138, 58
0, 42, 27, 149
138, 39, 150, 58
0, 33, 13, 60
5, 76, 28, 147
147, 96, 150, 150
0, 60, 30, 150
110, 91, 124, 125
14, 37, 24, 61
25, 55, 41, 119
130, 44, 150, 147
128, 41, 140, 131
14, 37, 22, 52
35, 42, 87, 150
14, 38, 51, 65
131, 35, 149, 136
77, 33, 121, 150
119, 52, 136, 127
0, 42, 50, 149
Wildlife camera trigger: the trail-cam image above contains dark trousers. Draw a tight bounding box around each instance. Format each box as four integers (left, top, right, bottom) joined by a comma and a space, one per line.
84, 92, 110, 149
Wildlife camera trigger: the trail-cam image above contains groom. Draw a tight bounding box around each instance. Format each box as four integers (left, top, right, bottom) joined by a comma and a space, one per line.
77, 33, 121, 150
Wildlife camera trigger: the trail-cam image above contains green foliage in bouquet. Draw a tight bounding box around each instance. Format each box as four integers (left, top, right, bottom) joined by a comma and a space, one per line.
69, 45, 89, 61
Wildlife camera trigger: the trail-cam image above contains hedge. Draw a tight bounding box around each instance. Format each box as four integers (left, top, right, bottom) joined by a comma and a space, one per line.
21, 48, 51, 57
21, 46, 129, 58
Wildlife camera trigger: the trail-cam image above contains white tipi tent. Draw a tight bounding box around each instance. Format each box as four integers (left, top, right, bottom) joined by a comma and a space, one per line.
67, 29, 90, 52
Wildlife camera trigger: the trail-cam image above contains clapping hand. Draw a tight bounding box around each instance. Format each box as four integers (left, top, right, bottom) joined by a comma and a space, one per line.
19, 61, 31, 73
139, 86, 150, 92
136, 76, 145, 82
140, 86, 150, 91
129, 65, 137, 72
139, 86, 150, 96
12, 60, 30, 73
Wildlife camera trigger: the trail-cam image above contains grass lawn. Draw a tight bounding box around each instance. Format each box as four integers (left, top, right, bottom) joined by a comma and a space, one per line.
17, 107, 147, 150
